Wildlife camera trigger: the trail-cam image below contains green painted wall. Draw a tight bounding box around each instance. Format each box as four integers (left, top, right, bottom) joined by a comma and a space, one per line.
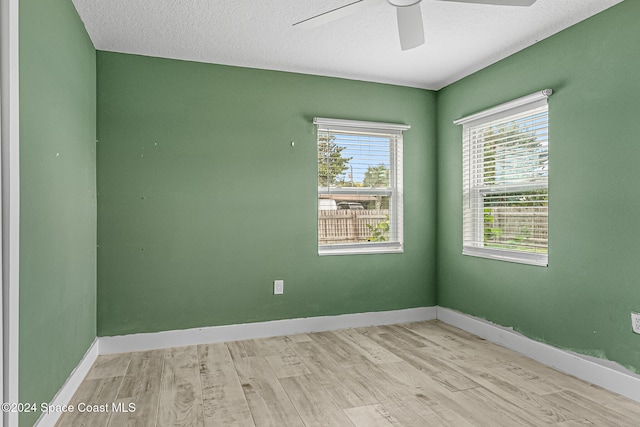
19, 0, 96, 425
96, 52, 437, 336
436, 1, 640, 373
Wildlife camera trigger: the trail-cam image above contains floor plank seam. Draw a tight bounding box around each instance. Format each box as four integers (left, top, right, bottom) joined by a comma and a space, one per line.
195, 345, 206, 425
151, 349, 165, 427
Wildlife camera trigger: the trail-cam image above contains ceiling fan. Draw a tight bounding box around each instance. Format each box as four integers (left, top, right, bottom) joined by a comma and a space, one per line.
293, 0, 538, 51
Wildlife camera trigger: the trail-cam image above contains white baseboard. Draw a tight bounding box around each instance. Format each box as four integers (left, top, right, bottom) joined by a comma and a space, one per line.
39, 305, 640, 427
34, 338, 99, 427
99, 307, 438, 354
437, 306, 640, 403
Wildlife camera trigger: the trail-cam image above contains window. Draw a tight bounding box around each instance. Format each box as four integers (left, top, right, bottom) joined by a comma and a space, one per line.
315, 118, 409, 255
455, 90, 552, 266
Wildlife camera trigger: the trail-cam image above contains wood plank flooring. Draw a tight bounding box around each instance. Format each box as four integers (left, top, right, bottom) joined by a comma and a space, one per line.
56, 321, 640, 426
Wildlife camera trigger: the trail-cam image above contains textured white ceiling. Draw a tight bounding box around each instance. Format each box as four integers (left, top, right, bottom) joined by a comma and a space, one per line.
72, 0, 623, 90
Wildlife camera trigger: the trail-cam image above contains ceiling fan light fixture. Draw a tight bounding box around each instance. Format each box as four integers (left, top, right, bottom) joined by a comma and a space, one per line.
388, 0, 422, 7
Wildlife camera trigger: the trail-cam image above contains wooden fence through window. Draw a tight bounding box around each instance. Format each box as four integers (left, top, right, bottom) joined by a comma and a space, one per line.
486, 206, 548, 250
318, 210, 389, 245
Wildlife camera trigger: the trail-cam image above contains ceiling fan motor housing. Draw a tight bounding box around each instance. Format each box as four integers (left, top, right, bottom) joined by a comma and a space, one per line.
388, 0, 422, 7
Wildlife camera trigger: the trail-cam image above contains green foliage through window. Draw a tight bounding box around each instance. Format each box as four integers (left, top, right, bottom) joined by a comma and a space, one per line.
366, 216, 390, 242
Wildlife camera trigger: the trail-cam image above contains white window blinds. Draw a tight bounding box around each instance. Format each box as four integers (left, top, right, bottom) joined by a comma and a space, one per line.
315, 118, 409, 255
456, 90, 551, 266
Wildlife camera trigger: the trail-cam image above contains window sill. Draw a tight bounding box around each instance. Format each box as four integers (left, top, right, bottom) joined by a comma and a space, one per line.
319, 243, 404, 256
463, 246, 547, 267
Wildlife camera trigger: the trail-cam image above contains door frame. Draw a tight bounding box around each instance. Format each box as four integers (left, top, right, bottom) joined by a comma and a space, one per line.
1, 0, 20, 425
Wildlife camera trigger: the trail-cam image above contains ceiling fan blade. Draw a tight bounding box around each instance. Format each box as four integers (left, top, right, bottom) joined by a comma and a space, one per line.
436, 0, 537, 6
293, 0, 382, 29
397, 3, 425, 51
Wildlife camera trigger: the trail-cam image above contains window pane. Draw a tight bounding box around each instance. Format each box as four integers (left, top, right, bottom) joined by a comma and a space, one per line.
318, 132, 392, 190
482, 190, 548, 254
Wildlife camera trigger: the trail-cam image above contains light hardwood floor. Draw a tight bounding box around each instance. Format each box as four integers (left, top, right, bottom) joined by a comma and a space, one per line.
56, 321, 640, 426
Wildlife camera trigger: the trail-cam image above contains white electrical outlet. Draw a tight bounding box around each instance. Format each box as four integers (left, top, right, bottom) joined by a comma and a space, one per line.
632, 312, 640, 334
274, 280, 284, 295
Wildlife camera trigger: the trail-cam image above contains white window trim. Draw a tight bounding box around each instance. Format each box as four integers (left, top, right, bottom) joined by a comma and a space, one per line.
318, 242, 404, 256
314, 117, 411, 134
454, 89, 552, 127
455, 89, 552, 267
462, 246, 548, 267
315, 117, 409, 256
